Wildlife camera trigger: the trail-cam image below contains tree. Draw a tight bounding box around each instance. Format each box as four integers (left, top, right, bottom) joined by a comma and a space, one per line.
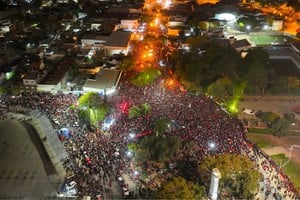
120, 55, 136, 71
283, 113, 296, 124
140, 102, 151, 115
198, 154, 261, 199
270, 118, 290, 137
78, 92, 108, 125
207, 82, 226, 97
206, 78, 233, 97
256, 111, 280, 127
154, 177, 197, 199
78, 92, 106, 109
0, 86, 7, 94
128, 105, 141, 119
128, 103, 151, 119
198, 21, 209, 30
269, 76, 289, 94
238, 47, 269, 79
172, 37, 239, 92
136, 135, 181, 163
186, 35, 209, 49
245, 60, 268, 94
209, 46, 238, 80
154, 118, 169, 136
131, 68, 161, 86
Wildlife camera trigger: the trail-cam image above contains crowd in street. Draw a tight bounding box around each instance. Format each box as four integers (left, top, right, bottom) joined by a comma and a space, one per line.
0, 73, 299, 199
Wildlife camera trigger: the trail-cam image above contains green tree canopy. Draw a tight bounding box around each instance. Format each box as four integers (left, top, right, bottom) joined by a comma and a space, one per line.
283, 113, 296, 124
131, 68, 161, 86
256, 111, 280, 127
268, 75, 289, 94
244, 60, 268, 94
237, 47, 269, 80
136, 135, 182, 163
78, 92, 106, 109
154, 176, 198, 199
171, 38, 239, 91
140, 102, 151, 115
206, 78, 234, 97
120, 55, 136, 71
238, 48, 269, 95
128, 105, 141, 119
154, 118, 170, 136
270, 118, 290, 137
78, 92, 108, 125
128, 103, 151, 119
198, 154, 261, 199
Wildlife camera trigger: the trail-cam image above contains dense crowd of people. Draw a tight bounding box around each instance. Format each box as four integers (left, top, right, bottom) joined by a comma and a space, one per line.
0, 73, 299, 199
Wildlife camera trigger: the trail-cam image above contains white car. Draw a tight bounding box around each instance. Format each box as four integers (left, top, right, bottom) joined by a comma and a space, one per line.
241, 108, 255, 115
168, 162, 177, 169
52, 118, 60, 125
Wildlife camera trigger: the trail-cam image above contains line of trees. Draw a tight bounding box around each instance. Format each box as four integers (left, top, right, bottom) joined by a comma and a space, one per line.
256, 111, 296, 137
153, 154, 261, 199
170, 35, 299, 96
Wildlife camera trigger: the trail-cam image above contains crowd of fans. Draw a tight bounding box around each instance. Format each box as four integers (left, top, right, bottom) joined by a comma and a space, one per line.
0, 73, 299, 199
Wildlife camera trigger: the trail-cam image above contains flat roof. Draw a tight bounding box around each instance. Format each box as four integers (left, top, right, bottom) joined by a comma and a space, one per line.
105, 31, 132, 47
81, 34, 109, 41
83, 69, 121, 89
0, 120, 58, 198
265, 46, 296, 56
40, 59, 73, 85
269, 59, 300, 77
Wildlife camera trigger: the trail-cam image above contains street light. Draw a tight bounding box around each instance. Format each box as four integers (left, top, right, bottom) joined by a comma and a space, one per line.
133, 170, 140, 198
208, 141, 216, 150
208, 141, 217, 156
126, 150, 133, 158
134, 170, 139, 176
129, 132, 136, 139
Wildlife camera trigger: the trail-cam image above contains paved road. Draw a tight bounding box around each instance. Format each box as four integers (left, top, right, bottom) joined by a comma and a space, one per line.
239, 99, 300, 123
0, 120, 58, 198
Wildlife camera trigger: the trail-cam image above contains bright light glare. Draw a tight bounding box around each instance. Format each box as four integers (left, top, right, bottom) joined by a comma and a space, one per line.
163, 0, 171, 9
129, 132, 136, 139
208, 142, 216, 149
215, 13, 236, 21
126, 151, 132, 157
134, 170, 139, 176
154, 17, 159, 26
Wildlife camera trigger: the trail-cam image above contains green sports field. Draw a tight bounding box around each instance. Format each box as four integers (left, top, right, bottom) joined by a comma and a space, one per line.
249, 34, 297, 45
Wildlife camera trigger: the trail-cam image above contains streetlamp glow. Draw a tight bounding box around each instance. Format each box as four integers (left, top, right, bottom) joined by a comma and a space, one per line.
129, 132, 136, 139
134, 170, 139, 176
126, 150, 133, 157
209, 141, 216, 149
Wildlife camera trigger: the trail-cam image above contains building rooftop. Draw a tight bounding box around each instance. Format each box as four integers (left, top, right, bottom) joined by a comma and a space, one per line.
231, 39, 251, 49
105, 31, 132, 48
40, 59, 73, 85
81, 34, 109, 42
24, 71, 38, 80
83, 68, 121, 90
269, 59, 300, 77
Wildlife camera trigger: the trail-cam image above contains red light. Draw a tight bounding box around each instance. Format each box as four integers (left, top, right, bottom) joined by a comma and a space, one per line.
119, 101, 129, 113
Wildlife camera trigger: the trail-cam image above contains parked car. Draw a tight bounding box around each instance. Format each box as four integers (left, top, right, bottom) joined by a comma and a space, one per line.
168, 162, 177, 169
241, 108, 255, 115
